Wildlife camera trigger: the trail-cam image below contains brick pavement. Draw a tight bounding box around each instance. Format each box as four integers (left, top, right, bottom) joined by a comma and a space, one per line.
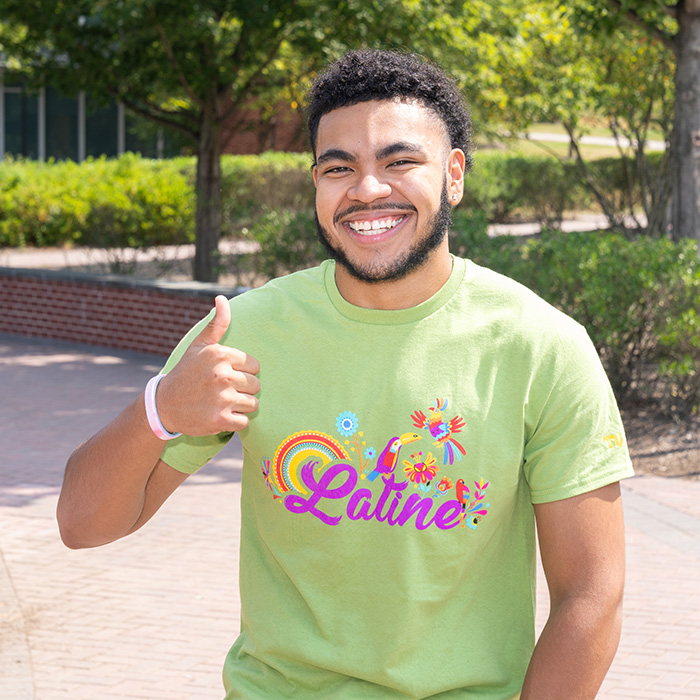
1, 332, 700, 699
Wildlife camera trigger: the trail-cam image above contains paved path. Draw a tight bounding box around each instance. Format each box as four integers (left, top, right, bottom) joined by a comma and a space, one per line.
1, 333, 699, 699
525, 131, 667, 152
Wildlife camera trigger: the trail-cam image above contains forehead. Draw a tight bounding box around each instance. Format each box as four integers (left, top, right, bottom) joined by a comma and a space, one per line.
315, 98, 450, 155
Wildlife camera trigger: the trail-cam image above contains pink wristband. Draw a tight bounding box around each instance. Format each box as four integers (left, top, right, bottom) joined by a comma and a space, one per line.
144, 374, 182, 440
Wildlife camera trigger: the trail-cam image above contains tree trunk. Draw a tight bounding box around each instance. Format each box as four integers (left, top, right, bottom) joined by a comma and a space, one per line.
670, 1, 700, 244
193, 113, 223, 282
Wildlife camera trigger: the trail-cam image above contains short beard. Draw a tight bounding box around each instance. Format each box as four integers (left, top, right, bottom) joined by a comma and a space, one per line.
315, 180, 453, 284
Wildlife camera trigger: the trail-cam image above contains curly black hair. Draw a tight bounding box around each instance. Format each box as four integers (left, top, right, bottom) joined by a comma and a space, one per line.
306, 49, 473, 171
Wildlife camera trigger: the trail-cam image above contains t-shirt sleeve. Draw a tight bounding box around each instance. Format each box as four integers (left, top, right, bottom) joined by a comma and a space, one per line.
157, 308, 235, 475
523, 323, 635, 504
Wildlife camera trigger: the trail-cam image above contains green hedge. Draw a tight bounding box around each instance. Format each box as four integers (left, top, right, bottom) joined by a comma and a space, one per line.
1, 150, 663, 252
464, 153, 587, 223
220, 152, 314, 235
0, 154, 196, 249
449, 217, 700, 415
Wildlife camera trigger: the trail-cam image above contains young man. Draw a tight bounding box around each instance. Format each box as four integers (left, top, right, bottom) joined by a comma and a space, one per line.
58, 50, 634, 699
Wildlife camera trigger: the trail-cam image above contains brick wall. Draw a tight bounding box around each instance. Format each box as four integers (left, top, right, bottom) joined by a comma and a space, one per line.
0, 268, 246, 356
222, 101, 307, 155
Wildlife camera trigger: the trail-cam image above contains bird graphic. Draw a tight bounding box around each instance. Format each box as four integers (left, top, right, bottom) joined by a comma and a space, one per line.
365, 432, 422, 481
455, 478, 469, 508
455, 478, 490, 529
411, 398, 466, 465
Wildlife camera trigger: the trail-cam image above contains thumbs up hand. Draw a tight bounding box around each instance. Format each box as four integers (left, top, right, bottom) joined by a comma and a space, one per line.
154, 295, 261, 436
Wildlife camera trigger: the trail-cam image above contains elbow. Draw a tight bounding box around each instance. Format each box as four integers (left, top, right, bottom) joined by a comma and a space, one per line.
57, 517, 119, 550
58, 528, 91, 551
56, 501, 97, 550
56, 495, 120, 550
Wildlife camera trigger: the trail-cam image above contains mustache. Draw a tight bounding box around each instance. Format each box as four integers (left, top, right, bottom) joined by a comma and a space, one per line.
333, 203, 417, 225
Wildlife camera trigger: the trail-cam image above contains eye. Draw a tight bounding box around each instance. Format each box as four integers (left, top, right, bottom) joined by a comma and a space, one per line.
388, 158, 417, 168
322, 165, 353, 176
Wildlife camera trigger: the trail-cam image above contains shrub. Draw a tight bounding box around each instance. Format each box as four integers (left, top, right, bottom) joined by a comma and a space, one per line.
468, 230, 700, 414
0, 154, 194, 250
463, 153, 589, 225
220, 152, 314, 235
246, 208, 325, 280
0, 150, 663, 253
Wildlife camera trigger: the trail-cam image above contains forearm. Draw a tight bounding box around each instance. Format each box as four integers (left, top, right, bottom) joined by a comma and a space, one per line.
57, 393, 166, 549
520, 592, 623, 699
57, 295, 260, 549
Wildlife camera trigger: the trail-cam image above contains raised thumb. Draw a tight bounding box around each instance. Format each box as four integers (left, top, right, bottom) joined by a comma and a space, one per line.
197, 295, 231, 346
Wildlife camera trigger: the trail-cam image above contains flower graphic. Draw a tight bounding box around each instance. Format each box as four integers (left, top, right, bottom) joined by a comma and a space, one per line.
336, 411, 359, 437
403, 451, 438, 485
457, 478, 490, 529
437, 477, 453, 491
334, 410, 370, 474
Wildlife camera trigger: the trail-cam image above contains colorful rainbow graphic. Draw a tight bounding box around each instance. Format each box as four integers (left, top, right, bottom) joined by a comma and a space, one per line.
272, 431, 349, 495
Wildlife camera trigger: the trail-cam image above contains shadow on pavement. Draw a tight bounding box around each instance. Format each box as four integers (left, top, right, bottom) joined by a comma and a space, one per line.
0, 333, 242, 509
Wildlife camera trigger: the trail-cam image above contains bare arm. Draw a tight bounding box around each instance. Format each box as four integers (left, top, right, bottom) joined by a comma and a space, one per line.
57, 296, 260, 549
520, 482, 626, 699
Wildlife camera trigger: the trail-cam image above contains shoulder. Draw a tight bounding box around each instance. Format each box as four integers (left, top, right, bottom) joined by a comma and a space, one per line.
218, 262, 330, 349
459, 258, 587, 351
229, 262, 329, 316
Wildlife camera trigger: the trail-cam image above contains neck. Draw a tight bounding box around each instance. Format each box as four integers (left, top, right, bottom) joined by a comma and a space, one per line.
334, 247, 453, 311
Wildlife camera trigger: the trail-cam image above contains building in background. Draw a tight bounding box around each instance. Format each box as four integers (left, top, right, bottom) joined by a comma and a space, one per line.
0, 70, 307, 161
0, 70, 181, 160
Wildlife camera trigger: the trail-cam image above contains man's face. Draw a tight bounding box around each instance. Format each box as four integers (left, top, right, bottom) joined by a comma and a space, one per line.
313, 99, 465, 286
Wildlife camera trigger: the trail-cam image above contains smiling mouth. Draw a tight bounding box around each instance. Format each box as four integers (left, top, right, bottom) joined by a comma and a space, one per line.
345, 215, 407, 236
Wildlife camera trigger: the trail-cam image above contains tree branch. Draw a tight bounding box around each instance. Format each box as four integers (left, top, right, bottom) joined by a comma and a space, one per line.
112, 91, 199, 142
219, 37, 287, 128
608, 0, 675, 49
127, 94, 200, 129
609, 118, 644, 229
151, 20, 208, 113
563, 122, 629, 232
658, 1, 679, 18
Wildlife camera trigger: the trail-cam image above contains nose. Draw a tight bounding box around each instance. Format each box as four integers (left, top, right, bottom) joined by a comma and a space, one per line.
348, 174, 392, 202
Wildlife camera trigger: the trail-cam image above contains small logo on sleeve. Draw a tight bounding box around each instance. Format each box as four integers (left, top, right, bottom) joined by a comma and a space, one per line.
603, 433, 624, 448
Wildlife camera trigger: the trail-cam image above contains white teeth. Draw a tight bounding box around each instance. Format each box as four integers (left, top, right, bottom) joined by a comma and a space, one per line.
347, 216, 403, 233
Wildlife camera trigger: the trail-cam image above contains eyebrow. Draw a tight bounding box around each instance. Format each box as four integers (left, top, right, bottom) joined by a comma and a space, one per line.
316, 141, 426, 167
375, 142, 426, 160
316, 148, 356, 166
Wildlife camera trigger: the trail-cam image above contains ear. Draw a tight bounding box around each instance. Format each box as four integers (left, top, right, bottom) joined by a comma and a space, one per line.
312, 165, 318, 188
446, 148, 466, 205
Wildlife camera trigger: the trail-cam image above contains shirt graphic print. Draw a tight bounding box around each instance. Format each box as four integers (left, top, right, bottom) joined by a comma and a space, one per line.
260, 398, 491, 532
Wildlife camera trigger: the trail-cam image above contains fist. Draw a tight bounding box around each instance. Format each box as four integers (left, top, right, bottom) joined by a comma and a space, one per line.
155, 295, 260, 436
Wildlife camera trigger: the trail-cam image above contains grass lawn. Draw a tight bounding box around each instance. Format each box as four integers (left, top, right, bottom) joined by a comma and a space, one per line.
475, 120, 666, 160
529, 121, 666, 143
476, 139, 626, 161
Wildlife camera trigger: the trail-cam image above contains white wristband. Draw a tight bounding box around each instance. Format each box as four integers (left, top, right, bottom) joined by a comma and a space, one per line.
144, 374, 183, 440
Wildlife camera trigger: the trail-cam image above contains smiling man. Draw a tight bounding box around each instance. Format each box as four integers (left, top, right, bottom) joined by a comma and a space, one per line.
312, 99, 460, 303
58, 50, 634, 700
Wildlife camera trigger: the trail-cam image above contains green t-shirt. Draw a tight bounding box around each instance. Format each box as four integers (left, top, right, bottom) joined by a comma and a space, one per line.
161, 257, 634, 700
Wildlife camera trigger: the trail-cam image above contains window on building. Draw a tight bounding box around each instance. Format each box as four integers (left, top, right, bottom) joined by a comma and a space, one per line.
3, 85, 39, 159
86, 97, 118, 158
2, 73, 184, 161
45, 87, 78, 161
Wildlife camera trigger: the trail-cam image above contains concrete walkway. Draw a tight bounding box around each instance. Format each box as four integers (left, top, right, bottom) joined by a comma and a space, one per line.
525, 131, 667, 152
1, 333, 699, 699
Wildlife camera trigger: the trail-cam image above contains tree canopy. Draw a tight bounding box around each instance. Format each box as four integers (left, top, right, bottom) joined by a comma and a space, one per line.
0, 0, 460, 280
1, 0, 697, 269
